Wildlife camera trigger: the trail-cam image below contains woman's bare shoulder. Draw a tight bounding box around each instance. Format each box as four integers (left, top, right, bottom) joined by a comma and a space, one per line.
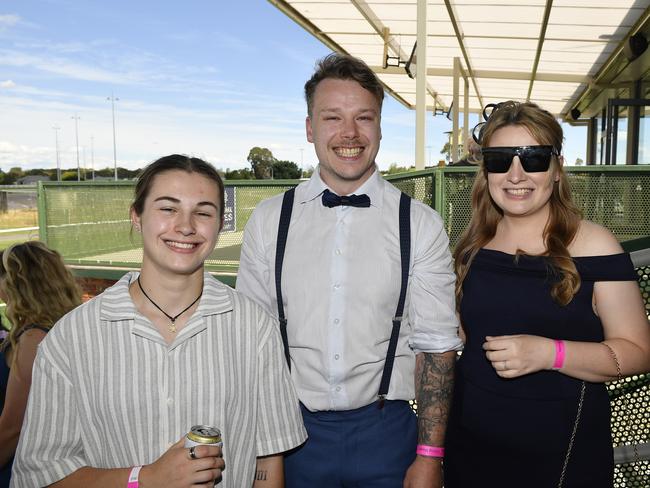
569, 220, 623, 257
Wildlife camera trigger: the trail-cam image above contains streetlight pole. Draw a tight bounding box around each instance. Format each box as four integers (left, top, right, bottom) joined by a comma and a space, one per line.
91, 136, 95, 181
71, 114, 81, 181
52, 126, 61, 181
107, 93, 119, 180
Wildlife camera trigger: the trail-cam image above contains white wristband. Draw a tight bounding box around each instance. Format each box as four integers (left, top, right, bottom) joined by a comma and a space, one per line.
127, 465, 142, 488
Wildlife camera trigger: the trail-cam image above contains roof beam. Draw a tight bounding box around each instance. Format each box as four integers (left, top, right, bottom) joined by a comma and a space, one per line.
371, 66, 588, 83
444, 0, 483, 108
267, 0, 412, 110
565, 4, 650, 119
526, 0, 554, 101
349, 0, 444, 108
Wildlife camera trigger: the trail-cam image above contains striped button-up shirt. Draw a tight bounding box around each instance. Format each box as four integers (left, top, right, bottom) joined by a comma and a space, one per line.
11, 272, 306, 488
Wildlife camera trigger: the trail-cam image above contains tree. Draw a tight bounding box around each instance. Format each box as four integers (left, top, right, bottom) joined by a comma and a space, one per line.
382, 163, 414, 175
575, 157, 584, 165
5, 167, 24, 184
272, 160, 301, 179
247, 147, 276, 179
224, 168, 254, 180
440, 142, 452, 163
61, 171, 79, 181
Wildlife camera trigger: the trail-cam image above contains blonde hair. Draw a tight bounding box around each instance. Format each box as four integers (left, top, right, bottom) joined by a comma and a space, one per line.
454, 101, 583, 307
0, 241, 81, 362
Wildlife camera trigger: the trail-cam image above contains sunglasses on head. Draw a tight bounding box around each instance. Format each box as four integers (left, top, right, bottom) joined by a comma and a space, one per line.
481, 145, 559, 173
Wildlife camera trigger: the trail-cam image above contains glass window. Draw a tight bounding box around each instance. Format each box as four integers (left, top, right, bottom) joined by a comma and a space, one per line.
615, 105, 628, 164
639, 106, 650, 165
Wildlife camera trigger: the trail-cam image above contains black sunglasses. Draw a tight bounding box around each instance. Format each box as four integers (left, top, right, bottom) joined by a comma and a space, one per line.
481, 145, 559, 173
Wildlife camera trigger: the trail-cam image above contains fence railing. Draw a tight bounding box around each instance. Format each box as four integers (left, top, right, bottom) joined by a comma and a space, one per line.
37, 166, 650, 274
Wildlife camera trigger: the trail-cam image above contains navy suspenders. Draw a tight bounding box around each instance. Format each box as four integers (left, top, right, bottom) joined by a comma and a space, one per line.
274, 188, 412, 405
275, 188, 296, 370
377, 192, 411, 407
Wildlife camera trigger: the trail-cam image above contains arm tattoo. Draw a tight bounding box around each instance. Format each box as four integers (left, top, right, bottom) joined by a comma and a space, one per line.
415, 351, 456, 446
255, 470, 268, 481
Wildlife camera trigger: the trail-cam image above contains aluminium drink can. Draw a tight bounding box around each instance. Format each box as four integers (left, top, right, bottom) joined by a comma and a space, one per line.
184, 424, 223, 448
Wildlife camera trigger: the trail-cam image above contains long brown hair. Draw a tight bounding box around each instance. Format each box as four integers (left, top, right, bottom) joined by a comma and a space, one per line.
0, 241, 82, 362
453, 101, 582, 307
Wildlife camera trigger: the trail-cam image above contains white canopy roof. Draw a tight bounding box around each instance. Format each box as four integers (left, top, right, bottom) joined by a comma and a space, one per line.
269, 0, 650, 118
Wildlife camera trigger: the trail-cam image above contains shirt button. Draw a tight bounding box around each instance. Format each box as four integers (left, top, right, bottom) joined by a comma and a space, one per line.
335, 248, 341, 255
333, 283, 340, 289
167, 397, 174, 406
334, 354, 340, 360
335, 386, 341, 392
333, 318, 340, 325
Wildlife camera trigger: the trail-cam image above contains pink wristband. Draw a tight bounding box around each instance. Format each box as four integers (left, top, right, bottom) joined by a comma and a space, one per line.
416, 444, 445, 458
552, 340, 565, 370
127, 466, 142, 488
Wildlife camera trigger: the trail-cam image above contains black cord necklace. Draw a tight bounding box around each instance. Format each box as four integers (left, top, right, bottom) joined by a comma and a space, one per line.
137, 277, 202, 333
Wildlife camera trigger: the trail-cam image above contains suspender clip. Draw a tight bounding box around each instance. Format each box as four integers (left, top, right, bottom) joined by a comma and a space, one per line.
377, 394, 386, 409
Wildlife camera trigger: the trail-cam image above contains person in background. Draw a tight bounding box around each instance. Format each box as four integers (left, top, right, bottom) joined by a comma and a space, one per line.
445, 101, 650, 487
11, 155, 306, 488
449, 137, 481, 167
237, 54, 462, 488
0, 241, 82, 488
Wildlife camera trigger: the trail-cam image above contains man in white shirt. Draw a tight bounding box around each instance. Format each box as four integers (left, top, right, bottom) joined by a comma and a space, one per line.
237, 53, 462, 488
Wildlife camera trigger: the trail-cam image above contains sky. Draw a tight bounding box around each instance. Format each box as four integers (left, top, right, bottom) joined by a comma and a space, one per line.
0, 0, 587, 174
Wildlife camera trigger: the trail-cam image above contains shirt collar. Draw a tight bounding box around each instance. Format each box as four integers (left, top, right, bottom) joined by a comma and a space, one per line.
99, 271, 233, 322
299, 165, 385, 209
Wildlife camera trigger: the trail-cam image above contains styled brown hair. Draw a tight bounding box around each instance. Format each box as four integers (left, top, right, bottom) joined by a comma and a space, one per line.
0, 241, 82, 362
131, 154, 225, 228
454, 101, 583, 306
304, 53, 384, 117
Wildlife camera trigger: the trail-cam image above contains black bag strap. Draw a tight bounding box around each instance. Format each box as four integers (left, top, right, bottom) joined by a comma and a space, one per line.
377, 192, 411, 406
275, 188, 295, 369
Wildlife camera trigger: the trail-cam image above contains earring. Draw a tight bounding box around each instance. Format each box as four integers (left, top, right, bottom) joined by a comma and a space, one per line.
134, 224, 141, 232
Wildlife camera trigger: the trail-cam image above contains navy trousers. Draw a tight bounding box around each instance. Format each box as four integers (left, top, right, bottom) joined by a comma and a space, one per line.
285, 400, 418, 487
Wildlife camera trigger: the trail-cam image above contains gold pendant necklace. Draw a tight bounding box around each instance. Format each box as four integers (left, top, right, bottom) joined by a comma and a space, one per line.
137, 277, 202, 333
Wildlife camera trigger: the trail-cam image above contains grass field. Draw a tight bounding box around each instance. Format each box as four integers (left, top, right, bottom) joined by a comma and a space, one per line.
0, 209, 38, 230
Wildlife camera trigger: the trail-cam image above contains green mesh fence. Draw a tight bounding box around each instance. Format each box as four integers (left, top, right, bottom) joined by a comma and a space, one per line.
38, 166, 650, 269
437, 165, 650, 248
37, 180, 296, 273
610, 241, 650, 487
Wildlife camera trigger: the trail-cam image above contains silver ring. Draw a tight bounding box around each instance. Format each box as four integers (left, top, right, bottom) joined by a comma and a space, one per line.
189, 446, 198, 460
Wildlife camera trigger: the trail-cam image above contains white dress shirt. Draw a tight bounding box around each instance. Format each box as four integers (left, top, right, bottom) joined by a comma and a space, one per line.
237, 168, 462, 412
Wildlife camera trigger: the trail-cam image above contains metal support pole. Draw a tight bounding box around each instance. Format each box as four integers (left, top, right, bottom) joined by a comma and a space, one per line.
414, 0, 427, 170
452, 57, 460, 163
108, 93, 119, 180
71, 114, 81, 180
53, 126, 61, 181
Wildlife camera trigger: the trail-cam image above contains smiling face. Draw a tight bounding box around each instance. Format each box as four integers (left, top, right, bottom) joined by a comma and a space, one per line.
306, 78, 381, 194
486, 124, 559, 221
132, 170, 221, 280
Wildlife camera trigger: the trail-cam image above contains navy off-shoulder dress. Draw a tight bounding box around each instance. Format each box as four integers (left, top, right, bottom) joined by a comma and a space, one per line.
444, 249, 637, 488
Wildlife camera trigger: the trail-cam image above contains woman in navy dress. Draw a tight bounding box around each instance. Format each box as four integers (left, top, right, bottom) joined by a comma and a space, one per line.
0, 242, 81, 487
444, 101, 650, 487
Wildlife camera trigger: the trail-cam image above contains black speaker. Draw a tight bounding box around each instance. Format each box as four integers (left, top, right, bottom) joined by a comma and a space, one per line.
570, 108, 581, 120
624, 33, 648, 61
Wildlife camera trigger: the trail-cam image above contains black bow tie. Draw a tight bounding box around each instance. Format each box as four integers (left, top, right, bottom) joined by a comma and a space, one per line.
321, 189, 371, 208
